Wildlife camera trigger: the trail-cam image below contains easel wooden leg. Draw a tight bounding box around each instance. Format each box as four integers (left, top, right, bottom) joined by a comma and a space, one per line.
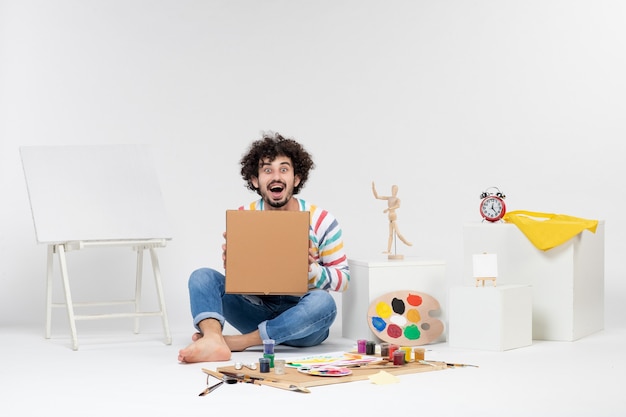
45, 245, 54, 339
150, 247, 172, 345
134, 248, 144, 335
57, 244, 79, 350
475, 277, 497, 287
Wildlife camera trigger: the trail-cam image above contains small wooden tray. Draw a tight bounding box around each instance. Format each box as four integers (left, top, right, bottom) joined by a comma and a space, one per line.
216, 359, 446, 388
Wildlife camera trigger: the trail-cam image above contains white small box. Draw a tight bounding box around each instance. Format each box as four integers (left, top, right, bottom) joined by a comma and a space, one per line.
342, 258, 446, 342
463, 221, 604, 341
449, 285, 532, 351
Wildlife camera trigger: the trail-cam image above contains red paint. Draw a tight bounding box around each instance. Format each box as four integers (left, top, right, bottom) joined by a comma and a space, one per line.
387, 324, 403, 338
388, 344, 399, 361
407, 293, 423, 307
393, 350, 405, 365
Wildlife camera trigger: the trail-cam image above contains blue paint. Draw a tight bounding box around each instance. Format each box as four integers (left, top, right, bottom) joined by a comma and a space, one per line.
371, 316, 387, 332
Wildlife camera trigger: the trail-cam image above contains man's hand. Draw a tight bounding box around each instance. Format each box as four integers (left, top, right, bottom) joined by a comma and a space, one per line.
308, 240, 317, 272
222, 231, 227, 270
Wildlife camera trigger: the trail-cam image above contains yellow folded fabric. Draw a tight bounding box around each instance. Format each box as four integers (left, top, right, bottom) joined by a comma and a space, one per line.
502, 210, 598, 251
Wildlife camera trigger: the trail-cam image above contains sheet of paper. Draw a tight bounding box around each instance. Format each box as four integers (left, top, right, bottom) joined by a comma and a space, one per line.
368, 370, 400, 385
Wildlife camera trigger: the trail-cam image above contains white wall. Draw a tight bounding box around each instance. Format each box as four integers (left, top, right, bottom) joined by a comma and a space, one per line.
1, 0, 625, 333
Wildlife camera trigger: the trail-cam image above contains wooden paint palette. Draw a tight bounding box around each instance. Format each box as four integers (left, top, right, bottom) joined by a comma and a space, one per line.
367, 290, 444, 346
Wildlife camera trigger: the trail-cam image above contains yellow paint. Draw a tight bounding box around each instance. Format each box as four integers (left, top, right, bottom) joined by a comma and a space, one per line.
375, 301, 392, 318
407, 308, 421, 323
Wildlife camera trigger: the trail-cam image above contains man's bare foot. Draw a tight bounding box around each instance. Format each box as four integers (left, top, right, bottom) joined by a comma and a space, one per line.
178, 333, 231, 363
224, 330, 263, 352
178, 319, 231, 363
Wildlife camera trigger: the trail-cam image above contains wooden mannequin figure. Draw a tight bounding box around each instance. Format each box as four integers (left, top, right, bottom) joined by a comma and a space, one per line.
372, 181, 412, 260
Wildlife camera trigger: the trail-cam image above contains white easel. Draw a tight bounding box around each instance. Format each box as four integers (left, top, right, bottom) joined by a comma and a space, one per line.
21, 145, 172, 350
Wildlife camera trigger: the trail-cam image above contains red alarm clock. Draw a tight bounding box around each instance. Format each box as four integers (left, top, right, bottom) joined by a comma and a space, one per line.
479, 187, 506, 222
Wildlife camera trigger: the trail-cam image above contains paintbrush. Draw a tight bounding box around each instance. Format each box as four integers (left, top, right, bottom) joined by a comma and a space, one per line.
445, 363, 479, 368
217, 370, 311, 393
343, 359, 397, 369
419, 360, 478, 368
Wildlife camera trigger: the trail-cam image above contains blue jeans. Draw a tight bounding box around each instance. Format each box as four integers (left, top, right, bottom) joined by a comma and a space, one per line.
188, 267, 336, 347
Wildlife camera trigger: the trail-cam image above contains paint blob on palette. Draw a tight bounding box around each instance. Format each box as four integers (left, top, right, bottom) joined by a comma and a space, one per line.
367, 290, 444, 346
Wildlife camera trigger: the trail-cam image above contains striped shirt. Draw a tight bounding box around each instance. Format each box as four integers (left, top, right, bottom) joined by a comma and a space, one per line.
238, 198, 350, 292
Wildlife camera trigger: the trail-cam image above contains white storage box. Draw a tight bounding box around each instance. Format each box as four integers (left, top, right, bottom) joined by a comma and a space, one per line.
449, 285, 532, 351
342, 258, 446, 342
463, 221, 604, 341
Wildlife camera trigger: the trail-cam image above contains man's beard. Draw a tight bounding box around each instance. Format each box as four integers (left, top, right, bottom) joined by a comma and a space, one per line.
264, 192, 291, 208
260, 186, 293, 209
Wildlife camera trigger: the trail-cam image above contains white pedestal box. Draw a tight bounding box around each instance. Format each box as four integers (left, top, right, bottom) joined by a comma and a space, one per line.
463, 222, 604, 341
341, 258, 446, 342
449, 285, 532, 351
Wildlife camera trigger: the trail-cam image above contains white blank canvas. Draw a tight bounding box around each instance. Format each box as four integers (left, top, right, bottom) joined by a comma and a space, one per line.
472, 253, 498, 278
20, 145, 172, 243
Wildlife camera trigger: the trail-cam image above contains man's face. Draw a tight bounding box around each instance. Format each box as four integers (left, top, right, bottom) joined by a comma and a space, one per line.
251, 155, 301, 209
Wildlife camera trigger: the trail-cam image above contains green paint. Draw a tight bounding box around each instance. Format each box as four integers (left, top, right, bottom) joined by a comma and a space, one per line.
404, 324, 421, 340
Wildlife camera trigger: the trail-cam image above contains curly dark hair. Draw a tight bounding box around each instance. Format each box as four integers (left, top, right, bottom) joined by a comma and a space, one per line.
240, 132, 315, 195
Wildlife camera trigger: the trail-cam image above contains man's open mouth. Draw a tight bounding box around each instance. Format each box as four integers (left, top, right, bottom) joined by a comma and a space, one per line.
269, 182, 285, 198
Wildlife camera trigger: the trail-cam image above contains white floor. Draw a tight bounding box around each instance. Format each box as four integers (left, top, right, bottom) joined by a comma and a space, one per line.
2, 321, 625, 417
